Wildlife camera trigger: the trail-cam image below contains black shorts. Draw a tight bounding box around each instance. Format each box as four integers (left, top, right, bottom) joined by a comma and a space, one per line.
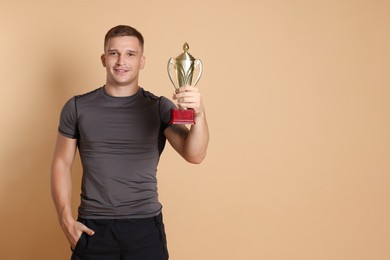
71, 213, 169, 260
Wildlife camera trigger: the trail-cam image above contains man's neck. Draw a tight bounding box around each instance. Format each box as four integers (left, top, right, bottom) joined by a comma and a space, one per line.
104, 84, 140, 97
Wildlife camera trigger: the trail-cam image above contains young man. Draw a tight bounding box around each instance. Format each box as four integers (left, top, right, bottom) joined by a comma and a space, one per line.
51, 25, 209, 260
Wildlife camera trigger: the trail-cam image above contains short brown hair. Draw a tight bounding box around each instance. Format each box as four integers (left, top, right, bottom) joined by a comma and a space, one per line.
104, 25, 144, 51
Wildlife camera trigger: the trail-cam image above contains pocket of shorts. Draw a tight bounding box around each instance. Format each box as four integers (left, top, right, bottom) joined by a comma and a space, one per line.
72, 232, 88, 252
154, 214, 169, 259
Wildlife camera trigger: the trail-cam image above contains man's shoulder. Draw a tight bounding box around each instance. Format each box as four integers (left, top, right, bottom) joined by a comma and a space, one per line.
75, 87, 102, 101
141, 88, 161, 100
140, 88, 174, 105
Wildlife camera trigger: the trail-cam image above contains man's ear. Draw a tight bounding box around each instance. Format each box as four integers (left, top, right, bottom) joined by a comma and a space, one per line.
140, 55, 146, 69
101, 54, 106, 67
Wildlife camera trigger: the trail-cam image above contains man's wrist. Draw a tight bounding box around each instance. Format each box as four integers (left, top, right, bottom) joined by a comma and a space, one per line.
194, 111, 206, 125
58, 208, 75, 227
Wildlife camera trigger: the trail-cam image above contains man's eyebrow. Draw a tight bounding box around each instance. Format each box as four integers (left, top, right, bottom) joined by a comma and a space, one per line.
107, 49, 139, 54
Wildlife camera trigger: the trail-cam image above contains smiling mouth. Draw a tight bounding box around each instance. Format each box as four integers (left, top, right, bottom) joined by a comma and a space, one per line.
114, 68, 130, 73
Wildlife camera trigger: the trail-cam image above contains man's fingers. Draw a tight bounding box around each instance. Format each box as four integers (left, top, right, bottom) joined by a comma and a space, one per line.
172, 85, 203, 114
176, 85, 199, 93
76, 222, 95, 236
81, 225, 95, 236
174, 91, 201, 100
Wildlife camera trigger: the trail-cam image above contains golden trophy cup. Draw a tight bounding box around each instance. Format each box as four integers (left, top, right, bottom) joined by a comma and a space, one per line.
167, 42, 203, 124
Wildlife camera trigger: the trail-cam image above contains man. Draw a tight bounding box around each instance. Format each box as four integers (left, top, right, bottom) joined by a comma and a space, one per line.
51, 25, 209, 260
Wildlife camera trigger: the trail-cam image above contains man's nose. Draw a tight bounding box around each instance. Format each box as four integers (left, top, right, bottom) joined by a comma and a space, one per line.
116, 54, 125, 65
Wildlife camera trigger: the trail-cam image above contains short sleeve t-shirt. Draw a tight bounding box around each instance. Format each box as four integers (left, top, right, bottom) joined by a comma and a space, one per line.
58, 87, 175, 219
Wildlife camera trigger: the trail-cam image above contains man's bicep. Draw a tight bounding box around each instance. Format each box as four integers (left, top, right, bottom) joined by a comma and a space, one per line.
52, 133, 78, 167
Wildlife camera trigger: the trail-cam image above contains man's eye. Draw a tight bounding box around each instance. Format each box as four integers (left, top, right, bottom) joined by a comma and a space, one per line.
109, 52, 117, 56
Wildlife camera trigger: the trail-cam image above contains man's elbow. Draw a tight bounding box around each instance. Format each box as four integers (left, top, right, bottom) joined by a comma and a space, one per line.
184, 153, 206, 164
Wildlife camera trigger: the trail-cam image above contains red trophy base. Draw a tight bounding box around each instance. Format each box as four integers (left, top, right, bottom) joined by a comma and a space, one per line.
169, 109, 195, 125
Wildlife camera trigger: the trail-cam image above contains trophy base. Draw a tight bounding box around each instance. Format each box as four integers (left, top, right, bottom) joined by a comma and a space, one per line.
169, 109, 195, 125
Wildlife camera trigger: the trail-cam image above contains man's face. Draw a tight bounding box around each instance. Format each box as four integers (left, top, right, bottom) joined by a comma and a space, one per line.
101, 36, 145, 88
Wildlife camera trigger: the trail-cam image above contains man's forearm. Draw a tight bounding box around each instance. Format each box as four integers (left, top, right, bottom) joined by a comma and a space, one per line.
51, 165, 74, 227
51, 164, 95, 248
184, 112, 209, 164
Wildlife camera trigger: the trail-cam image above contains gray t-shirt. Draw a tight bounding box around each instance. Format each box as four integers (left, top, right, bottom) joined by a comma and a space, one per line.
58, 87, 175, 219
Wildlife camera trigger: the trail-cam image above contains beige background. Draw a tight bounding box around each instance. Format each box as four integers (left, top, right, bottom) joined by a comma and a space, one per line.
1, 0, 389, 259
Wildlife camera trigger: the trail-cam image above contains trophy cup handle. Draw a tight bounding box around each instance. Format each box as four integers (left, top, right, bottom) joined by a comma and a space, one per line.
167, 58, 179, 89
193, 59, 203, 87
